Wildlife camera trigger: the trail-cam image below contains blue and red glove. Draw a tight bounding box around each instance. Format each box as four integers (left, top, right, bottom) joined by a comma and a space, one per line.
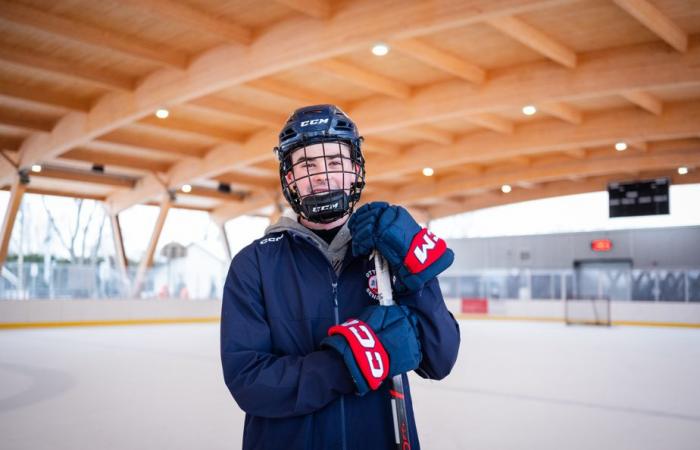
348, 202, 454, 293
321, 305, 421, 396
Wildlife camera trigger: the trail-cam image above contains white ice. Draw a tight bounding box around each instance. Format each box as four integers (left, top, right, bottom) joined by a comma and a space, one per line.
0, 320, 698, 450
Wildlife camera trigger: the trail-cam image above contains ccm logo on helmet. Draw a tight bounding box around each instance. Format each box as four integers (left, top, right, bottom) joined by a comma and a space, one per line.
311, 202, 339, 213
300, 118, 329, 127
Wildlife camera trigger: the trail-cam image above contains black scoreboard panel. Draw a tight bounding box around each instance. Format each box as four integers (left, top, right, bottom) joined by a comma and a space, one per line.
608, 178, 670, 218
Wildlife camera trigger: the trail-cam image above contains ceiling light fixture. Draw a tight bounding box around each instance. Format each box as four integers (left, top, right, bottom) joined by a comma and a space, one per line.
371, 43, 390, 56
31, 164, 42, 173
615, 142, 628, 151
501, 184, 512, 194
155, 108, 169, 119
181, 184, 192, 193
522, 105, 537, 116
422, 167, 434, 177
678, 166, 689, 175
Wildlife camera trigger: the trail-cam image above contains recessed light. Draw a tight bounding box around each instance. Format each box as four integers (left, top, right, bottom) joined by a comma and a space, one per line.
678, 166, 689, 175
422, 167, 434, 177
615, 142, 627, 151
501, 184, 512, 194
181, 184, 192, 193
31, 164, 42, 173
522, 105, 537, 116
155, 108, 169, 119
371, 43, 390, 56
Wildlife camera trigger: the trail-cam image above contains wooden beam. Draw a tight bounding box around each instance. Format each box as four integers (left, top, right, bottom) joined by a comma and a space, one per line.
211, 190, 277, 224
0, 81, 91, 112
312, 59, 411, 99
8, 186, 106, 201
564, 148, 587, 159
109, 212, 129, 281
131, 197, 171, 298
367, 101, 700, 182
246, 79, 346, 107
621, 90, 663, 115
119, 0, 252, 45
539, 101, 583, 124
403, 125, 453, 145
0, 1, 188, 68
0, 46, 134, 91
369, 149, 700, 206
613, 0, 688, 52
60, 148, 173, 173
274, 0, 332, 20
349, 36, 700, 133
0, 177, 26, 268
466, 113, 514, 134
136, 115, 245, 142
31, 165, 137, 189
107, 130, 277, 213
486, 15, 577, 68
390, 38, 486, 84
187, 97, 285, 128
0, 0, 587, 186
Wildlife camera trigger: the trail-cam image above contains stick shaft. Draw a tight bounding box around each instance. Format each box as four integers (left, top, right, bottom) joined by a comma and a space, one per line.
373, 251, 411, 450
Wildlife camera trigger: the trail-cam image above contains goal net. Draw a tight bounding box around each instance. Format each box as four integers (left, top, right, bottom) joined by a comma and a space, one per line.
564, 297, 611, 326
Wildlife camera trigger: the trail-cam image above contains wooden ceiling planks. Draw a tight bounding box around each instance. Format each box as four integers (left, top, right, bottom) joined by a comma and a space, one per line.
0, 0, 695, 224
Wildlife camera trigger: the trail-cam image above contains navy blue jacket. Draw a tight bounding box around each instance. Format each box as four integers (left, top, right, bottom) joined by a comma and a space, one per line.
221, 223, 460, 450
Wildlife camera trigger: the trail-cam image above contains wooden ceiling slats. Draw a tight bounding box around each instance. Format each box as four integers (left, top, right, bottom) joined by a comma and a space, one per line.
621, 90, 664, 115
0, 1, 189, 68
486, 15, 578, 68
613, 0, 688, 52
0, 0, 696, 221
118, 0, 252, 45
390, 38, 486, 84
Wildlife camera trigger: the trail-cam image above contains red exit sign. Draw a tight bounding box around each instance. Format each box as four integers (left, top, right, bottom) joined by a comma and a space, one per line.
591, 239, 613, 252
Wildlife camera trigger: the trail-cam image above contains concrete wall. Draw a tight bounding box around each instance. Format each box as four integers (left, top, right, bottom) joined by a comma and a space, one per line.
445, 225, 700, 271
0, 299, 220, 327
1, 297, 698, 328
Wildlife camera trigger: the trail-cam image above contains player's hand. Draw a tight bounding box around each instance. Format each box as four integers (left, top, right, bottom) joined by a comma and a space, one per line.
321, 305, 421, 396
348, 202, 454, 293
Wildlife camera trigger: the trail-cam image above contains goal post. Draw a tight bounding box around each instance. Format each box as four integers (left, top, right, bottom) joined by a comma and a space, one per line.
564, 296, 611, 326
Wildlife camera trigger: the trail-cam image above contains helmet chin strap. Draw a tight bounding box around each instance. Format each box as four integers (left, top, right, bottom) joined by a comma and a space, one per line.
299, 190, 350, 224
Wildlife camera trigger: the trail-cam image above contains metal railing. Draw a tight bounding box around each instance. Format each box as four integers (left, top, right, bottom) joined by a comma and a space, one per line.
0, 261, 227, 301
439, 268, 700, 302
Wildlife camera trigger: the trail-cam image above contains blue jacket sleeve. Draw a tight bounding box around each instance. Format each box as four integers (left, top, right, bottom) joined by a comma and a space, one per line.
397, 277, 460, 380
220, 248, 355, 418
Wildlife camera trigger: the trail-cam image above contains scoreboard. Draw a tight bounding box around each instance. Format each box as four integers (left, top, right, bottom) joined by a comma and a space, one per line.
608, 178, 670, 218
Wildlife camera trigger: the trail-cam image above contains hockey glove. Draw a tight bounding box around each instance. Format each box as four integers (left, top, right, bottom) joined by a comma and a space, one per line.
321, 305, 422, 396
348, 202, 454, 293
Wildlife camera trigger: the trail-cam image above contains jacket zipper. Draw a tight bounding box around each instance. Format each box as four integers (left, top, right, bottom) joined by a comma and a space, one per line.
332, 281, 348, 450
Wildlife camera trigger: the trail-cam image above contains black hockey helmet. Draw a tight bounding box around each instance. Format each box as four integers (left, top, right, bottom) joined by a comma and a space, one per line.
274, 105, 365, 224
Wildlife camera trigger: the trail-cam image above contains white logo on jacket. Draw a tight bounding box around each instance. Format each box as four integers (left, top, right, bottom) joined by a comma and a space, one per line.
259, 235, 284, 245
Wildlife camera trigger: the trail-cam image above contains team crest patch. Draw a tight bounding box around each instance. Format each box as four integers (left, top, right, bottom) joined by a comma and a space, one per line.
365, 270, 379, 301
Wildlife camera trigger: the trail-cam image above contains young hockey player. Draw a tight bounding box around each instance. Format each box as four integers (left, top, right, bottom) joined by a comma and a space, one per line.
221, 104, 460, 449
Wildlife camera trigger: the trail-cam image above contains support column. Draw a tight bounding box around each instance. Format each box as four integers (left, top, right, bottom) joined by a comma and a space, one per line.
0, 176, 27, 268
218, 222, 232, 262
131, 197, 171, 298
109, 211, 129, 278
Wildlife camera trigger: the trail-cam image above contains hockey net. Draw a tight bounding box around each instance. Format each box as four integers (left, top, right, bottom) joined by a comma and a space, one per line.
564, 296, 611, 326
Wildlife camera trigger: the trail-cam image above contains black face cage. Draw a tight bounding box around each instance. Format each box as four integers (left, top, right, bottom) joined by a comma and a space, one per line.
279, 137, 365, 224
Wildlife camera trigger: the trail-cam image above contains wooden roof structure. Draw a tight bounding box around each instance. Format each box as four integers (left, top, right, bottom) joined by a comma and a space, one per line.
1, 0, 699, 282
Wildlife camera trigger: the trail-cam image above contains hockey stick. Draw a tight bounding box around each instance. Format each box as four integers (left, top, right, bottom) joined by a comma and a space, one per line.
372, 250, 411, 450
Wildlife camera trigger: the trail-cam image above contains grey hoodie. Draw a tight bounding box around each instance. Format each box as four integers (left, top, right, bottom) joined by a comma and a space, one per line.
264, 209, 353, 274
